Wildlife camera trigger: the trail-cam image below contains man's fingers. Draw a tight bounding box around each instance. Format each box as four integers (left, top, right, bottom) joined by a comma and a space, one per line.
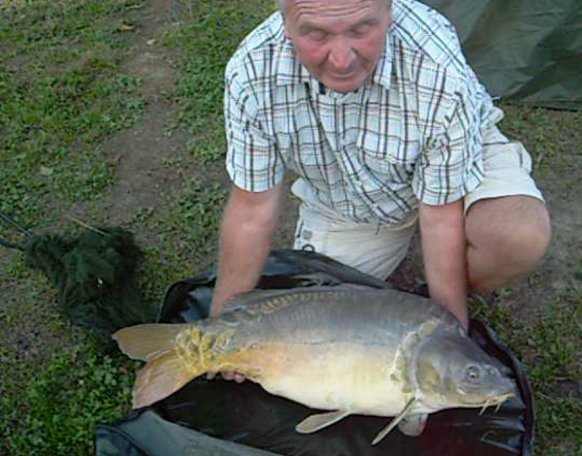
206, 371, 246, 383
206, 371, 246, 382
222, 371, 237, 380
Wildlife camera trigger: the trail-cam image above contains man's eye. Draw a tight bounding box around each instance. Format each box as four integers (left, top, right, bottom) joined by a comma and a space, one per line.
352, 24, 372, 36
307, 30, 327, 42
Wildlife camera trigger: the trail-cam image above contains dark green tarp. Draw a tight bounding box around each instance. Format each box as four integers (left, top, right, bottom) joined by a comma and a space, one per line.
424, 0, 582, 109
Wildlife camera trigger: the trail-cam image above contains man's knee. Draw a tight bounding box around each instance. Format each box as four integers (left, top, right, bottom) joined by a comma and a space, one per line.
466, 196, 551, 289
499, 212, 551, 266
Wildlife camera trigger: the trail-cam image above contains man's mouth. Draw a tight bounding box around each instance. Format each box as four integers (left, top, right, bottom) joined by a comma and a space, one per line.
332, 71, 354, 78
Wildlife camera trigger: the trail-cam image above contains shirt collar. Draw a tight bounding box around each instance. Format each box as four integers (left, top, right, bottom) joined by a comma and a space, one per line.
371, 31, 393, 90
275, 29, 393, 91
275, 38, 313, 86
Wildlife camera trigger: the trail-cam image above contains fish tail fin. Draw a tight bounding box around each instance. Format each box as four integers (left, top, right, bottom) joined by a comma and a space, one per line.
113, 323, 205, 409
132, 350, 197, 409
113, 324, 187, 361
114, 323, 233, 409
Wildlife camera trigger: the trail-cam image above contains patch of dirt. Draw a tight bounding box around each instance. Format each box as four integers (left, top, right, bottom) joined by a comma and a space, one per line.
0, 0, 191, 390
98, 1, 195, 229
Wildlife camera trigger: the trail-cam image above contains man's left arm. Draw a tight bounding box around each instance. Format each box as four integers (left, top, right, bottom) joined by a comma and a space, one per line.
419, 199, 468, 330
413, 70, 493, 331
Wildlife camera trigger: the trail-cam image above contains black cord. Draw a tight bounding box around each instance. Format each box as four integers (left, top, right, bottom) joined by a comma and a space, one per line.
0, 211, 34, 237
0, 237, 24, 251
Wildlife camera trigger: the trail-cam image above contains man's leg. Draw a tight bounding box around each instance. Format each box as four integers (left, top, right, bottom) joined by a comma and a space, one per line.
465, 195, 551, 292
464, 126, 551, 292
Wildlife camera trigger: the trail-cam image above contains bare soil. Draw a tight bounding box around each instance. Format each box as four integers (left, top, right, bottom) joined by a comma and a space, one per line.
100, 2, 193, 227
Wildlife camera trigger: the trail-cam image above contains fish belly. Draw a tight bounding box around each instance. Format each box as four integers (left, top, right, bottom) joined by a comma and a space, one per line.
235, 341, 410, 417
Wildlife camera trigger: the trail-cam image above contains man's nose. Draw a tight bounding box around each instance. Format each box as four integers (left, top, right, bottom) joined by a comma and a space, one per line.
328, 38, 356, 71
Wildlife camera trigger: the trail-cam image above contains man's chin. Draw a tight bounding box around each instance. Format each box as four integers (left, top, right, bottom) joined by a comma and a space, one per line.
322, 74, 367, 93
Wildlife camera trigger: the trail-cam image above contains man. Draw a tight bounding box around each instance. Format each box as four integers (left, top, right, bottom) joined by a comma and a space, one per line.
210, 0, 551, 333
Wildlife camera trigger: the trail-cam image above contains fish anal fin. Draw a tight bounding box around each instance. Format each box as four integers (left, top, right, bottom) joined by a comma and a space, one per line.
372, 397, 417, 445
132, 350, 198, 409
113, 324, 187, 361
295, 410, 351, 434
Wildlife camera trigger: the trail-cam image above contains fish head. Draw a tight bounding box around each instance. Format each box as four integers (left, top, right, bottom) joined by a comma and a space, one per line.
413, 334, 516, 410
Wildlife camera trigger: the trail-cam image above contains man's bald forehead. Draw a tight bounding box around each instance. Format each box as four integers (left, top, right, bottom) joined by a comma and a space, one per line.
277, 0, 391, 11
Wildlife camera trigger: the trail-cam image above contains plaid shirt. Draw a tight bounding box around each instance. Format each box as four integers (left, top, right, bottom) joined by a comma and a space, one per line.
224, 0, 501, 223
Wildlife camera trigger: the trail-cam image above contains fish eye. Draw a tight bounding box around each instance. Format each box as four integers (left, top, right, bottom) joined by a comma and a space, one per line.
464, 365, 482, 383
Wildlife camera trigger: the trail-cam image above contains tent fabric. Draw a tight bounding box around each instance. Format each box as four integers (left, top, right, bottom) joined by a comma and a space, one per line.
423, 0, 582, 109
96, 250, 534, 456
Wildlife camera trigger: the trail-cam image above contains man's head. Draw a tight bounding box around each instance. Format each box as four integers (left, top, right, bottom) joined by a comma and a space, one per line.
280, 0, 392, 93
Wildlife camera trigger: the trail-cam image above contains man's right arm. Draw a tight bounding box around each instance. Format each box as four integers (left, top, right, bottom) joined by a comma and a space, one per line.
210, 181, 284, 316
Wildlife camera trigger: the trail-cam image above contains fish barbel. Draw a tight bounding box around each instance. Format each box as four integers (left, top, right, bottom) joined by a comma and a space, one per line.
113, 286, 516, 443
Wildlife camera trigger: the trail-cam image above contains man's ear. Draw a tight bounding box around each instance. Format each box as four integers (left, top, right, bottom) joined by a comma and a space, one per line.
283, 17, 291, 40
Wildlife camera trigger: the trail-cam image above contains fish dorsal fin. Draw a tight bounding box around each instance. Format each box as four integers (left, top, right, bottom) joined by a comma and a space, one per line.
295, 410, 351, 434
223, 284, 376, 310
372, 397, 417, 445
223, 289, 297, 310
221, 285, 379, 324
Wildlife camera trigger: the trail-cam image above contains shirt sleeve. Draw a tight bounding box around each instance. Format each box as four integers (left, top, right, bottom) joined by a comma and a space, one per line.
411, 77, 486, 206
224, 67, 285, 192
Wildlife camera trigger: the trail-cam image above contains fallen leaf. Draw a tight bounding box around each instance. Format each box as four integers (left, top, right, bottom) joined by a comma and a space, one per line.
117, 23, 135, 32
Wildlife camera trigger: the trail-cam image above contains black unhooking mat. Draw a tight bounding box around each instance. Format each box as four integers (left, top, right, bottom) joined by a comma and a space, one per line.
96, 249, 534, 456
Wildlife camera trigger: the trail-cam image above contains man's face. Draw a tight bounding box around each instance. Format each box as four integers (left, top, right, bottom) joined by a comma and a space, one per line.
283, 0, 392, 93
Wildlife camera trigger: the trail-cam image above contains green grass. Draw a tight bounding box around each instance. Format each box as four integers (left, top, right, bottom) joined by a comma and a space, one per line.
0, 343, 135, 456
164, 0, 275, 163
0, 0, 581, 455
471, 291, 582, 452
0, 0, 145, 232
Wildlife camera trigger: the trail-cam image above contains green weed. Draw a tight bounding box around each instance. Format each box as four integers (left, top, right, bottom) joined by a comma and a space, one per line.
0, 344, 134, 456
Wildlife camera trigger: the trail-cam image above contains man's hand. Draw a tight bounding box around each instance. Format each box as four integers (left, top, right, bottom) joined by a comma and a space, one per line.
419, 200, 469, 330
206, 371, 246, 383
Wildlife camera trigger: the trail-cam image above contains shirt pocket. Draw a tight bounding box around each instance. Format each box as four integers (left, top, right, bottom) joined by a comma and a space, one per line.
356, 129, 419, 185
276, 131, 338, 185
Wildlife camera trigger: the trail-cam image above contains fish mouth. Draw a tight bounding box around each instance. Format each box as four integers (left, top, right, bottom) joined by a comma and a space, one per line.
473, 391, 515, 415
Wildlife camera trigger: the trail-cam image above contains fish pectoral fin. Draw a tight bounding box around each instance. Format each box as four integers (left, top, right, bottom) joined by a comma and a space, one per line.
295, 410, 351, 434
371, 397, 417, 445
397, 413, 428, 437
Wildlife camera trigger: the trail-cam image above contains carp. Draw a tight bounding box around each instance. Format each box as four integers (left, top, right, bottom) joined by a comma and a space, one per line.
113, 286, 516, 444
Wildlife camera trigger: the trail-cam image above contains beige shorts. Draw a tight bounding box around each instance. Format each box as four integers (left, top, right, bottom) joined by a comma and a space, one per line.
292, 126, 544, 280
